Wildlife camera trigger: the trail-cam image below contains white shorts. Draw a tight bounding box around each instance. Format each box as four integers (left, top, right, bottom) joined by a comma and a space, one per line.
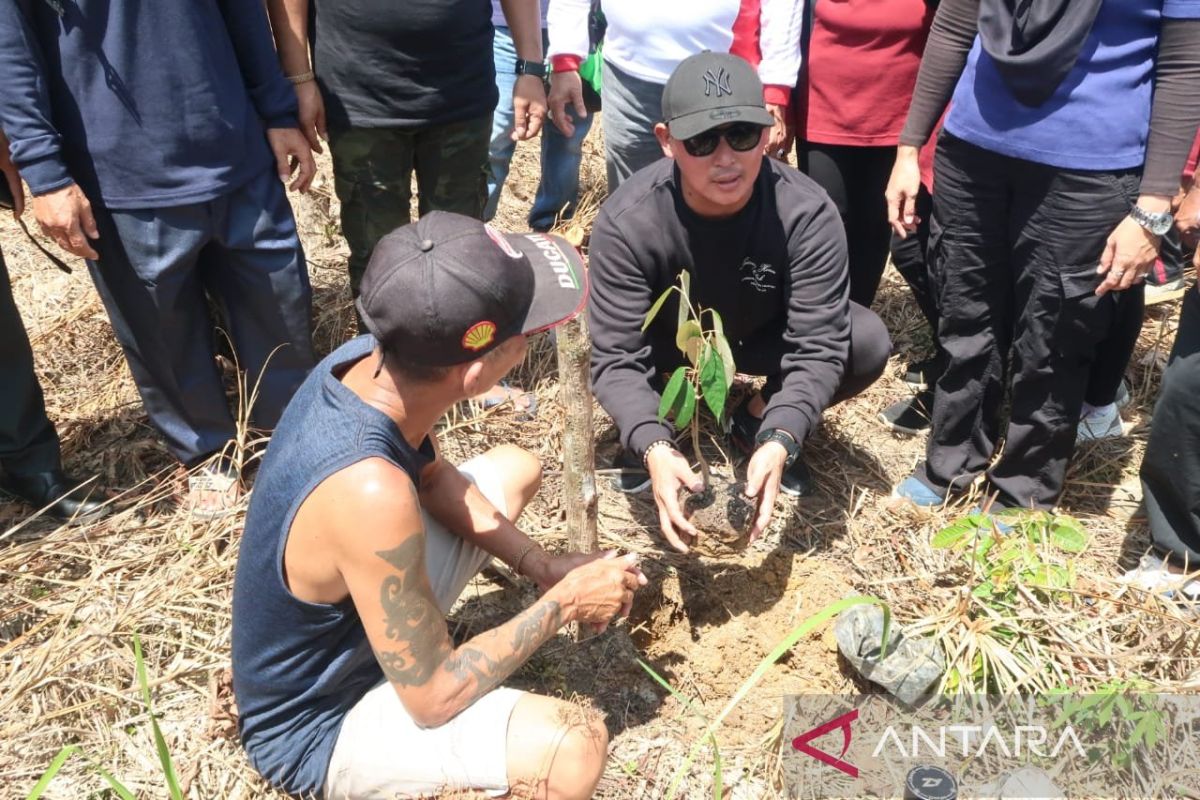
322, 455, 527, 799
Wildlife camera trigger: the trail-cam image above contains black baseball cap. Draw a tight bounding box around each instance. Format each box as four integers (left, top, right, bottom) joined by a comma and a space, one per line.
356, 212, 588, 367
662, 51, 774, 140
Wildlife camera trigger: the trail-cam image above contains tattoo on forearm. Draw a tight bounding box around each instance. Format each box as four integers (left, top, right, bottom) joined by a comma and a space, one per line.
441, 599, 564, 703
374, 537, 451, 686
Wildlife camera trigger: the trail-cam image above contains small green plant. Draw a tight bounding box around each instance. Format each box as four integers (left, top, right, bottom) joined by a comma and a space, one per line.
1045, 679, 1165, 769
930, 510, 1089, 693
643, 271, 736, 491
638, 596, 890, 799
26, 634, 183, 800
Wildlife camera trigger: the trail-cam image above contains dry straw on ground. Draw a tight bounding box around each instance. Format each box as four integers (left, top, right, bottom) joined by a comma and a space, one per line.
2, 128, 1198, 799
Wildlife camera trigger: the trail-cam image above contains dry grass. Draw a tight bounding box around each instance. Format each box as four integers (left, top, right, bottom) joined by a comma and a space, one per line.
2, 124, 1198, 799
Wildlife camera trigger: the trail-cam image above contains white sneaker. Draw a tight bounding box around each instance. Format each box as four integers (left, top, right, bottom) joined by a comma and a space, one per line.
1076, 402, 1125, 442
1120, 553, 1200, 601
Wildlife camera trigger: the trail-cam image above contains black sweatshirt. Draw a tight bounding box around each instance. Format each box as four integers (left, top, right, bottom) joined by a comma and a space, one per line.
588, 157, 851, 458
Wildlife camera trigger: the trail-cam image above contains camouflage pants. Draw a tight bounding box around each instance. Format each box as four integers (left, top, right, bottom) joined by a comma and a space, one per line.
328, 114, 492, 294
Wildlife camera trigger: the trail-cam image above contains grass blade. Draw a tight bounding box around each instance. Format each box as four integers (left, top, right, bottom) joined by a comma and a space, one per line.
25, 745, 80, 800
134, 634, 184, 800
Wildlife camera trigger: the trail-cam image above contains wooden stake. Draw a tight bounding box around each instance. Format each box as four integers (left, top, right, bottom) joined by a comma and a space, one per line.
555, 315, 598, 556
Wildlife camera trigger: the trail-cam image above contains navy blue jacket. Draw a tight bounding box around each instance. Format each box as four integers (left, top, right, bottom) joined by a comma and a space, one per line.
0, 0, 298, 208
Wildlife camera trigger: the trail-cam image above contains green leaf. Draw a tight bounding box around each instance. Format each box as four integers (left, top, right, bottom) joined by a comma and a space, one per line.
699, 345, 728, 421
94, 765, 137, 800
711, 737, 723, 800
135, 635, 183, 800
642, 287, 676, 332
1050, 519, 1088, 553
676, 319, 702, 361
676, 383, 698, 430
708, 308, 725, 337
658, 367, 689, 426
972, 580, 996, 599
677, 271, 692, 329
712, 331, 736, 389
25, 745, 80, 800
932, 518, 976, 549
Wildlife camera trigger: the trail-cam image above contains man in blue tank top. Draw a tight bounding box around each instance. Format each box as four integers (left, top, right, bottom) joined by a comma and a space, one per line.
232, 211, 646, 799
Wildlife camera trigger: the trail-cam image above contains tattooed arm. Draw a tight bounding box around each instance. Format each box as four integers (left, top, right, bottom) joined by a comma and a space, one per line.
334, 459, 640, 728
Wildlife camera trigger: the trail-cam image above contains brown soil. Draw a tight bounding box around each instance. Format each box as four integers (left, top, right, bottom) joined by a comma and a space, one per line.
679, 479, 755, 556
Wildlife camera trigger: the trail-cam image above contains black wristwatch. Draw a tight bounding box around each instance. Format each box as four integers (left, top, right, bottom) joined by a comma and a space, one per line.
514, 58, 547, 79
755, 428, 800, 467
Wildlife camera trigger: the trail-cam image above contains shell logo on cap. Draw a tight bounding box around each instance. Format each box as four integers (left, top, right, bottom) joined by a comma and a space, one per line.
462, 320, 497, 351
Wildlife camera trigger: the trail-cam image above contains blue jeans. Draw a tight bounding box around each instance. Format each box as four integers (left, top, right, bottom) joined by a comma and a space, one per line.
486, 26, 592, 231
87, 167, 315, 465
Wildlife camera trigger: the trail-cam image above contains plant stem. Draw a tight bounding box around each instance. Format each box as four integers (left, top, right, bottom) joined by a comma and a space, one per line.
690, 402, 711, 489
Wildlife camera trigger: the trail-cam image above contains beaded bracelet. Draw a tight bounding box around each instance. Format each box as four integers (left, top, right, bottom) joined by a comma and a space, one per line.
641, 439, 676, 470
286, 71, 315, 85
512, 542, 539, 578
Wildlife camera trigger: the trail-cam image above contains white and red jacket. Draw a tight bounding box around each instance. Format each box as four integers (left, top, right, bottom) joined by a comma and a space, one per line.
547, 0, 804, 107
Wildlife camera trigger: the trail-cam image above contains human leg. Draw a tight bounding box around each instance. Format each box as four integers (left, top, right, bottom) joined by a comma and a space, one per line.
505, 692, 608, 800
413, 114, 493, 220
531, 89, 594, 231
599, 60, 665, 193
206, 168, 315, 430
915, 135, 1014, 499
797, 143, 894, 308
86, 203, 236, 466
989, 166, 1137, 508
485, 25, 520, 222
1141, 286, 1200, 564
0, 248, 60, 475
328, 126, 417, 295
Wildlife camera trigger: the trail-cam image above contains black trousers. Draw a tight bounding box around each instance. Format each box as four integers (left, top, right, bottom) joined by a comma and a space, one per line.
0, 248, 62, 475
797, 143, 896, 309
918, 133, 1144, 508
1141, 286, 1200, 563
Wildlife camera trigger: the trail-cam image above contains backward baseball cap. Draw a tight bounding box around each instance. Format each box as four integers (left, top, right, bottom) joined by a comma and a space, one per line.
661, 51, 774, 141
356, 212, 588, 367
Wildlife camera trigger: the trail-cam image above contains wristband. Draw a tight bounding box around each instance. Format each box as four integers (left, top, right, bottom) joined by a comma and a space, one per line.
641, 439, 675, 470
286, 71, 315, 85
550, 54, 583, 73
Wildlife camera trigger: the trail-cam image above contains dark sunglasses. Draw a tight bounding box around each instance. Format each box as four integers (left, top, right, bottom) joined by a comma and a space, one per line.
681, 122, 764, 157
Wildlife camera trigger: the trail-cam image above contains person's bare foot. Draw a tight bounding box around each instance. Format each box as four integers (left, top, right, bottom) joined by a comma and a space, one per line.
187, 461, 242, 519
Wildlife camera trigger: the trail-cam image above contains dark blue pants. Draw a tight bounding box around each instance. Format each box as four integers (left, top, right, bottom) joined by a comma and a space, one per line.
0, 247, 62, 475
1142, 285, 1200, 563
87, 168, 315, 466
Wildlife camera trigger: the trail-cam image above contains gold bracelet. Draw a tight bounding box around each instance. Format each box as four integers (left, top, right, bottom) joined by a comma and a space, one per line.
512, 543, 539, 577
286, 71, 315, 85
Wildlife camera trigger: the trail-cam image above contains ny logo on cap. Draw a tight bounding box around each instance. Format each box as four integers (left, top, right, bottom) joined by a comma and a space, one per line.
702, 68, 732, 98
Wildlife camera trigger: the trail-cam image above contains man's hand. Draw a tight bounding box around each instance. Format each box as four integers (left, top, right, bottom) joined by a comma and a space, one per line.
266, 127, 316, 192
885, 145, 922, 239
512, 74, 548, 141
1096, 197, 1170, 296
294, 80, 328, 154
763, 103, 793, 160
0, 137, 24, 218
743, 442, 787, 542
548, 70, 586, 138
1175, 180, 1200, 249
525, 549, 644, 595
547, 551, 646, 632
646, 445, 702, 553
32, 184, 99, 259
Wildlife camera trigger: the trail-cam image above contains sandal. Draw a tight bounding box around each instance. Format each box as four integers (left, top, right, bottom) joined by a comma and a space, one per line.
475, 380, 538, 421
187, 459, 243, 520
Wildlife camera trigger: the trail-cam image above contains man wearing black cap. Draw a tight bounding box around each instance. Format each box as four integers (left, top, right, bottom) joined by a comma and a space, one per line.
231, 211, 643, 799
589, 52, 892, 553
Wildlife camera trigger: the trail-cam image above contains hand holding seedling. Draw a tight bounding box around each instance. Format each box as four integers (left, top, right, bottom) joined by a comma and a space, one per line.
647, 444, 702, 553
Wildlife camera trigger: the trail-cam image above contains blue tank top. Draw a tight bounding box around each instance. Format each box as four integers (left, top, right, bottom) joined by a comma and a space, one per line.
231, 336, 434, 797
